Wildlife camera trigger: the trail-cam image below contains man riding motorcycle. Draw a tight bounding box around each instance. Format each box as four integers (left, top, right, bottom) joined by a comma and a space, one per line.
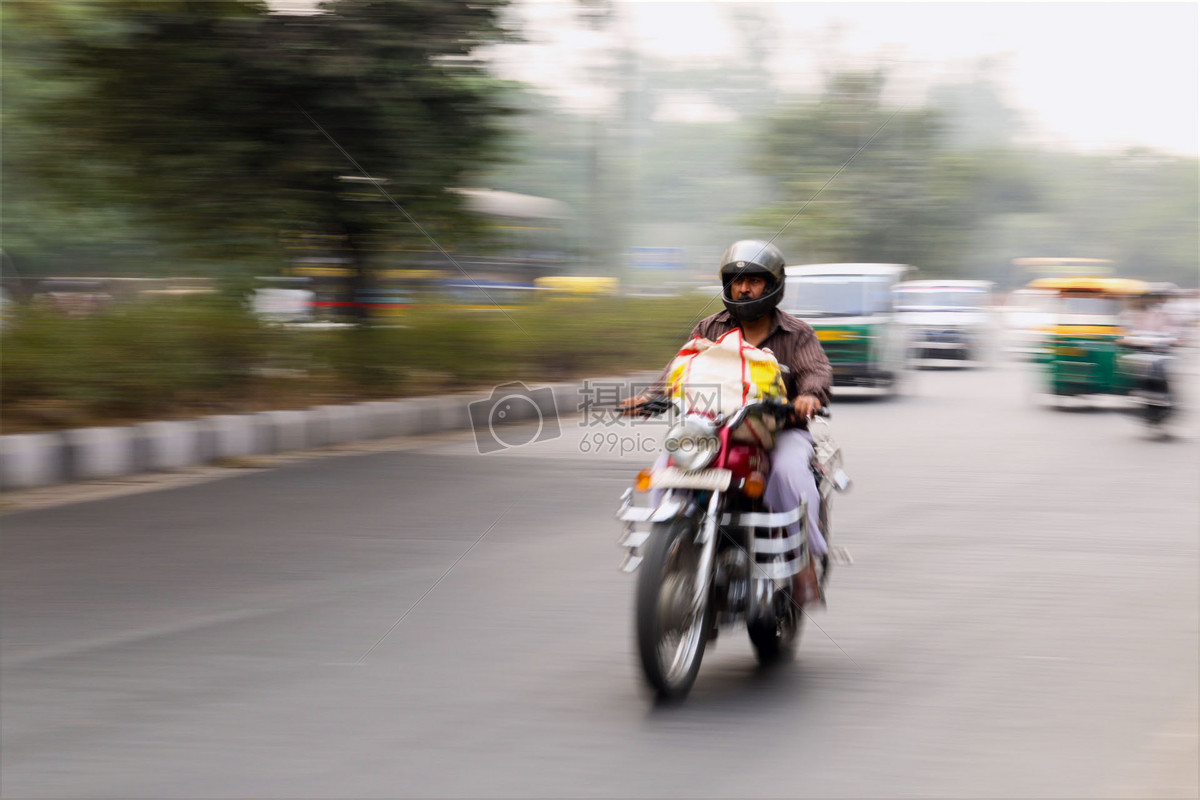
1121, 286, 1181, 346
1119, 285, 1179, 428
623, 240, 834, 591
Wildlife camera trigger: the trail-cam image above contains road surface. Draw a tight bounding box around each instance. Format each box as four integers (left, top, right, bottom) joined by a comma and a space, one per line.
3, 353, 1197, 797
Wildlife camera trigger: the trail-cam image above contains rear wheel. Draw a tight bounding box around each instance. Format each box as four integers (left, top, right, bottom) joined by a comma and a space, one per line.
636, 517, 713, 701
1143, 393, 1172, 425
1142, 370, 1173, 426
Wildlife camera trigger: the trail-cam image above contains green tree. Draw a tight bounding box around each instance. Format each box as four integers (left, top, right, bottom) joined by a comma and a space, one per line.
745, 66, 1196, 287
746, 69, 1040, 277
993, 149, 1199, 287
1, 1, 163, 278
6, 0, 516, 310
927, 61, 1026, 152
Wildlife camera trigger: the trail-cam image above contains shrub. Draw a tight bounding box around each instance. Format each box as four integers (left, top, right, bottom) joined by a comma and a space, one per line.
0, 293, 717, 431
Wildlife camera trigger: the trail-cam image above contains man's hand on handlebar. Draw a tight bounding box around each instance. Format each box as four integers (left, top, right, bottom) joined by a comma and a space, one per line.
792, 394, 823, 420
619, 394, 674, 417
618, 394, 650, 417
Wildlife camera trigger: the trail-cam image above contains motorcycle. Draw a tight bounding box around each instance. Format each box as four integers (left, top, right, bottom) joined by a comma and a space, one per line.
615, 395, 851, 701
1121, 332, 1176, 428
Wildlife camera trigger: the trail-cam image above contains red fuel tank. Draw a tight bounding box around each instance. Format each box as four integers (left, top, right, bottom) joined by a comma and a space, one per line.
720, 441, 769, 484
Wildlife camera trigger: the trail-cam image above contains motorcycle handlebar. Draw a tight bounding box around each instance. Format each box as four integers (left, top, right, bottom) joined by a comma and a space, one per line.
761, 398, 831, 417
621, 395, 830, 421
728, 397, 830, 428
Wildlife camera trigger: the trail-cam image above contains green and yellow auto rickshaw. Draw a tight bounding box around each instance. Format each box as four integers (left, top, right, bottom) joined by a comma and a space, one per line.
1029, 276, 1150, 399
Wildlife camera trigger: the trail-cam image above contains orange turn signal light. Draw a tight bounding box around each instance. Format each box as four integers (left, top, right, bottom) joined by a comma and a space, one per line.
635, 469, 654, 493
743, 471, 766, 499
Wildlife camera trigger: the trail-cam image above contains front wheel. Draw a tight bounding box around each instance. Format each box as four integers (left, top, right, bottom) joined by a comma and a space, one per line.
748, 589, 803, 664
636, 517, 714, 701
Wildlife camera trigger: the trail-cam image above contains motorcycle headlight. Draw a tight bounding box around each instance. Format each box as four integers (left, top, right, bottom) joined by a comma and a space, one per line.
664, 414, 719, 471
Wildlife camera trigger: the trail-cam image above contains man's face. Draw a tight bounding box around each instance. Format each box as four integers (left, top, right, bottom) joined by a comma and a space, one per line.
731, 274, 768, 301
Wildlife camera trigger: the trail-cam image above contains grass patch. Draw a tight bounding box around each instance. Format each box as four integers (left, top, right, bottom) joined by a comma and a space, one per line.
1, 294, 716, 433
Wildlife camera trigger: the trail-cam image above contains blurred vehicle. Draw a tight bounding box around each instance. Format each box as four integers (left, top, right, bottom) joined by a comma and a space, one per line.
1029, 276, 1155, 404
440, 280, 539, 311
894, 279, 994, 365
449, 188, 574, 280
617, 385, 850, 701
1121, 330, 1176, 428
1000, 287, 1056, 359
285, 257, 363, 317
283, 188, 575, 320
252, 277, 315, 324
1006, 258, 1119, 360
780, 263, 913, 394
532, 275, 619, 298
1119, 284, 1182, 429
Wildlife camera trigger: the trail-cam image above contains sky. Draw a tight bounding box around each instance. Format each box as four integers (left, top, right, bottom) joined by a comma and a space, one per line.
488, 1, 1199, 156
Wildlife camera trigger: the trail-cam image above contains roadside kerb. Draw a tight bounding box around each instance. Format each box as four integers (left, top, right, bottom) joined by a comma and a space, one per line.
256, 410, 308, 453
205, 414, 273, 460
135, 420, 201, 471
364, 399, 423, 439
409, 396, 456, 433
0, 373, 657, 491
311, 405, 368, 447
0, 433, 67, 489
63, 427, 136, 482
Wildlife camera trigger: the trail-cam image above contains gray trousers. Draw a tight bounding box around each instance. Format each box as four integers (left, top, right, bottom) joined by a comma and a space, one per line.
763, 429, 826, 557
649, 428, 826, 556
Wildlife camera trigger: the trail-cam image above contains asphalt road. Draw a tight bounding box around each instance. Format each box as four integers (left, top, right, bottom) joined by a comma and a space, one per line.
3, 352, 1198, 798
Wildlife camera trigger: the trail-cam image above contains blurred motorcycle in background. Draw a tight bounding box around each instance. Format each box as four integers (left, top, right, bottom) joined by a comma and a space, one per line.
1120, 331, 1177, 429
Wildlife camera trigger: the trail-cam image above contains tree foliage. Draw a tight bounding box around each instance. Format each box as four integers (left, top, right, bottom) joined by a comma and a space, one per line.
7, 10, 1195, 290
746, 70, 1036, 275
983, 150, 1199, 287
746, 68, 1196, 286
5, 0, 515, 279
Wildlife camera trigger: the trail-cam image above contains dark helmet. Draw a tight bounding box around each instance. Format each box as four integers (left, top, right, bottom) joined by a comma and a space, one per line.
719, 240, 786, 322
